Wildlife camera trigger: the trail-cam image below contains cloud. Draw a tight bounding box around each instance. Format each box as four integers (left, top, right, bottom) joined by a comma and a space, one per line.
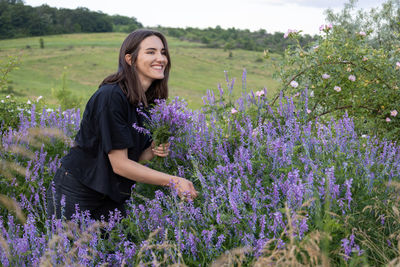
251, 0, 386, 9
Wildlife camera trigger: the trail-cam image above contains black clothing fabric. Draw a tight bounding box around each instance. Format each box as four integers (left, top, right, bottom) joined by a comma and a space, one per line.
59, 83, 152, 204
46, 166, 126, 220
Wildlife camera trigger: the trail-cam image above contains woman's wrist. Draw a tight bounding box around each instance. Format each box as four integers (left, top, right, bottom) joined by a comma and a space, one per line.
138, 146, 155, 162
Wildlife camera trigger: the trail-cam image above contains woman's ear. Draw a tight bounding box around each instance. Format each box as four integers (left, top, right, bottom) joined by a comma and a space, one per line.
125, 54, 132, 66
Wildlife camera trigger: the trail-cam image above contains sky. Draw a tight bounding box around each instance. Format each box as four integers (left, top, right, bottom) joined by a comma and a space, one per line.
24, 0, 387, 35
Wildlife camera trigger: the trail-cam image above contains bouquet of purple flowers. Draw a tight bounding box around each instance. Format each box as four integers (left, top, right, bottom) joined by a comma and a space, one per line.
133, 97, 193, 147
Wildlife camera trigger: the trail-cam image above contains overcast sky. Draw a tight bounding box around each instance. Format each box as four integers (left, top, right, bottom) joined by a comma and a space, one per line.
24, 0, 387, 35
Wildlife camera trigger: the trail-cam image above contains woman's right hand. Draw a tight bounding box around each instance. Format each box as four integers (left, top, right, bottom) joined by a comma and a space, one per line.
170, 177, 198, 200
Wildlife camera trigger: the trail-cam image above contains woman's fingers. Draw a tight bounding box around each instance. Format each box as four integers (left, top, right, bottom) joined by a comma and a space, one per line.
152, 143, 170, 157
170, 177, 198, 200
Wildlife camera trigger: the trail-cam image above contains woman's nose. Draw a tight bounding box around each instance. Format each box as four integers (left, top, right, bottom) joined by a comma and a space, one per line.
156, 52, 167, 62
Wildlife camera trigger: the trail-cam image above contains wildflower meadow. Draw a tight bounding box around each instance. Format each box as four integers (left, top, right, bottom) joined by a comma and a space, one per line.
1, 69, 400, 265
1, 3, 400, 265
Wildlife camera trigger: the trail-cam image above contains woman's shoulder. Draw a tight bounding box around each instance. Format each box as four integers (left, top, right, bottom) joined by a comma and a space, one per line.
97, 83, 125, 97
92, 83, 127, 105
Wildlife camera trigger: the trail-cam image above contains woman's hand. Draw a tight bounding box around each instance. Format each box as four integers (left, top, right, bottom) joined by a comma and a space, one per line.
170, 177, 198, 200
151, 142, 170, 157
138, 142, 170, 162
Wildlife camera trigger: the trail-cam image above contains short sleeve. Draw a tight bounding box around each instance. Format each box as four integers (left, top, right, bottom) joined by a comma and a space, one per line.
98, 94, 135, 154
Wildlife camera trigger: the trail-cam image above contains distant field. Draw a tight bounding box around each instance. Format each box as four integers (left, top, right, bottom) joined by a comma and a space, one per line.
0, 32, 280, 110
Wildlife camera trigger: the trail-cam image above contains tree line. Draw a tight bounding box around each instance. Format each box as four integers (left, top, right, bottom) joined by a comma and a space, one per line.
0, 0, 316, 54
154, 26, 316, 54
0, 0, 143, 39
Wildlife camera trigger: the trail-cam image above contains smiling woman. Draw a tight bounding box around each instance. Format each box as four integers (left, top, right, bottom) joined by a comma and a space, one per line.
46, 29, 197, 221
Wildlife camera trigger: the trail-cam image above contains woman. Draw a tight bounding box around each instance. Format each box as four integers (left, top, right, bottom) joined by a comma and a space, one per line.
46, 29, 197, 220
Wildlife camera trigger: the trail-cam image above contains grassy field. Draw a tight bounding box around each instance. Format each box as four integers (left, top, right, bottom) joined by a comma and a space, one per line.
0, 32, 280, 110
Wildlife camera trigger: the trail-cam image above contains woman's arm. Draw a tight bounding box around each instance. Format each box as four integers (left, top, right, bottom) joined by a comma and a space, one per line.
109, 148, 197, 198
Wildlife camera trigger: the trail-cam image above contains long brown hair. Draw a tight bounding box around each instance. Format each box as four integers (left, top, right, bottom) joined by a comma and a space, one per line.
100, 29, 171, 106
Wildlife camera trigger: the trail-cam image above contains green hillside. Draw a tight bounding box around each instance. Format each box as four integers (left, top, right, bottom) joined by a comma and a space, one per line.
0, 32, 280, 109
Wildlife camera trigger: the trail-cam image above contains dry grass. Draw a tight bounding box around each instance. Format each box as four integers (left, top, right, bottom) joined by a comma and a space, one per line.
0, 194, 26, 224
210, 247, 251, 267
136, 228, 187, 267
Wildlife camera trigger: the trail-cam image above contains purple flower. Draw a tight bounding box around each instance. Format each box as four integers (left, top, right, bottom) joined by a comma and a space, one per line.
341, 238, 351, 261
342, 178, 353, 209
216, 234, 225, 250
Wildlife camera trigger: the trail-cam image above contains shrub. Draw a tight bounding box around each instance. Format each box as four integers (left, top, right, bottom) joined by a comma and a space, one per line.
0, 56, 19, 94
276, 23, 400, 141
52, 70, 83, 110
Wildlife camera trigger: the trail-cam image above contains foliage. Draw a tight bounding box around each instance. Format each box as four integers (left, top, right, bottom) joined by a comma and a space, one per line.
51, 70, 83, 110
325, 0, 400, 52
111, 15, 143, 33
0, 95, 43, 132
0, 1, 114, 38
276, 21, 400, 141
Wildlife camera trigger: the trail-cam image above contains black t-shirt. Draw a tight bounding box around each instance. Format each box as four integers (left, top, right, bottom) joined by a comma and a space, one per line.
61, 83, 152, 203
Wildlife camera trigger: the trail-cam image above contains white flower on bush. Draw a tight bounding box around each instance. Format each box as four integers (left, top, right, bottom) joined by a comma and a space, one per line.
334, 86, 342, 92
231, 108, 238, 114
396, 62, 400, 69
36, 95, 43, 102
290, 80, 299, 88
1, 100, 4, 103
391, 110, 398, 117
322, 73, 331, 79
348, 75, 356, 82
357, 31, 366, 36
386, 117, 391, 122
6, 95, 10, 99
307, 109, 312, 114
284, 29, 298, 39
255, 90, 265, 97
27, 100, 31, 105
319, 24, 333, 31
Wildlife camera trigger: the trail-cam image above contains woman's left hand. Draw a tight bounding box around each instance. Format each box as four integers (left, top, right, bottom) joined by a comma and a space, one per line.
151, 142, 170, 157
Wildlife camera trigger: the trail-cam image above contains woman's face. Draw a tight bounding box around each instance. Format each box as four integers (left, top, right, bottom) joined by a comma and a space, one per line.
134, 35, 168, 90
